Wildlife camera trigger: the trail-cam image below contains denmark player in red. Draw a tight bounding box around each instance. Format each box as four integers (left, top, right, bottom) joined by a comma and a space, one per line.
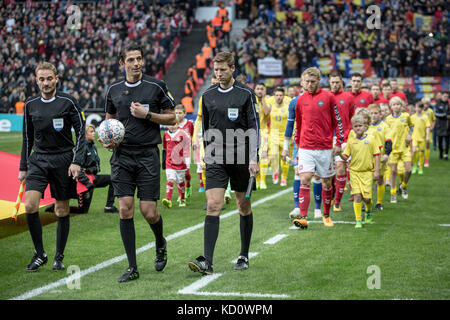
293, 67, 344, 228
161, 120, 191, 208
175, 104, 194, 199
328, 72, 355, 212
350, 73, 374, 109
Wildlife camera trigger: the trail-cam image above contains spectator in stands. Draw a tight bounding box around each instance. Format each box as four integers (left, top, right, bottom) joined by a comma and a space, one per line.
0, 0, 194, 112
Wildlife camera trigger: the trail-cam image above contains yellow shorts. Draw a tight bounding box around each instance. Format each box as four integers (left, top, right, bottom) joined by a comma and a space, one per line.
412, 140, 426, 152
389, 150, 412, 165
350, 170, 373, 199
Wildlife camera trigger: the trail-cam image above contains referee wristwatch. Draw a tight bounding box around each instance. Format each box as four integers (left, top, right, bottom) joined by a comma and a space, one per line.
146, 111, 152, 121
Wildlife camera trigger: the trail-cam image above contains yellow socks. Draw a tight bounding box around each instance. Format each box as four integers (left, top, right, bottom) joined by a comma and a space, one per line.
354, 202, 362, 221
377, 184, 385, 204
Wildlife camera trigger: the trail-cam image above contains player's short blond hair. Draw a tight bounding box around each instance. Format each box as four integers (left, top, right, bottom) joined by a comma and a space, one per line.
355, 107, 371, 125
301, 67, 321, 80
35, 62, 57, 76
351, 114, 367, 125
389, 96, 405, 108
367, 103, 381, 112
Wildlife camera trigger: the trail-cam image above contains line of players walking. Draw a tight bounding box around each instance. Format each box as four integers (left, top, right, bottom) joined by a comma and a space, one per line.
162, 68, 438, 230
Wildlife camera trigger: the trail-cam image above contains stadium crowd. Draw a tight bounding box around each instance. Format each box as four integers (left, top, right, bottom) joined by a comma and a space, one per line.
230, 0, 449, 81
0, 0, 196, 114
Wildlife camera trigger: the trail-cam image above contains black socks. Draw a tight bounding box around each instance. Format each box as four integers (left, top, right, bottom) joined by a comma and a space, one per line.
56, 215, 70, 255
26, 212, 44, 255
149, 215, 164, 249
239, 213, 253, 258
120, 218, 137, 269
204, 215, 220, 265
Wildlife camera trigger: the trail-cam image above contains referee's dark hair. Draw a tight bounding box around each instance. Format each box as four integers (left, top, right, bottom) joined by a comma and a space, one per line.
119, 42, 144, 63
213, 51, 234, 68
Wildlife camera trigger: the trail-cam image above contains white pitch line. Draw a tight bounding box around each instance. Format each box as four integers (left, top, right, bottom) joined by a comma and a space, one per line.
263, 234, 288, 245
178, 273, 223, 294
11, 188, 292, 300
439, 224, 450, 227
177, 273, 290, 299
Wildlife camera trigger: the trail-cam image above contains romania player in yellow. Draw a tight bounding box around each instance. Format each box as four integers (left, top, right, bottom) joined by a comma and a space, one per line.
368, 104, 390, 210
385, 96, 413, 203
267, 87, 291, 186
422, 97, 436, 167
254, 83, 270, 189
411, 101, 431, 175
340, 114, 381, 229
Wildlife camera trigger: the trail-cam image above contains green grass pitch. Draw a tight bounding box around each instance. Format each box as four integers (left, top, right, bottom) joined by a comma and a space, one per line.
0, 131, 449, 300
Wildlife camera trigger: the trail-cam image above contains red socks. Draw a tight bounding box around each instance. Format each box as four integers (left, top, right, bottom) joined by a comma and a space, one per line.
299, 184, 311, 217
322, 186, 333, 216
334, 175, 346, 206
185, 169, 191, 188
166, 181, 174, 200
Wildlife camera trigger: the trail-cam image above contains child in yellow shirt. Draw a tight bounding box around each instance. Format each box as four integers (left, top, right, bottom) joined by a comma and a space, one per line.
340, 114, 381, 229
411, 101, 431, 175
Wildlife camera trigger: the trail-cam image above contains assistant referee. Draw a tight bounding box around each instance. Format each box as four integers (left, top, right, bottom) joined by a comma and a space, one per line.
19, 62, 85, 272
103, 42, 176, 283
188, 52, 260, 275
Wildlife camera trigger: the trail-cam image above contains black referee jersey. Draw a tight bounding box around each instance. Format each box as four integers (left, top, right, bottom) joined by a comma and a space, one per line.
201, 81, 260, 165
20, 91, 86, 171
104, 74, 175, 148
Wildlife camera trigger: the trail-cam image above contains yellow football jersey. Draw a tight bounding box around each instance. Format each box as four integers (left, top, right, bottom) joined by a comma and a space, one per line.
385, 112, 413, 152
269, 98, 291, 143
255, 96, 270, 132
370, 120, 390, 154
411, 113, 431, 143
424, 107, 436, 124
344, 133, 380, 172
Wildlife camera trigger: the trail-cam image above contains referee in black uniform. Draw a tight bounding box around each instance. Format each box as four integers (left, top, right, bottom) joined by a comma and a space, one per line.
188, 52, 260, 275
103, 43, 176, 283
19, 62, 85, 272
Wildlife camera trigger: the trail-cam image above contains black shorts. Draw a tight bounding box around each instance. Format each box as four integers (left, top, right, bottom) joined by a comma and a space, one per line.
26, 152, 77, 201
110, 146, 160, 201
205, 163, 253, 193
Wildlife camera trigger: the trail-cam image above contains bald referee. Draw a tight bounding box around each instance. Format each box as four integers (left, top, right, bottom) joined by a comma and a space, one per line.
188, 52, 260, 275
103, 43, 176, 283
19, 62, 85, 272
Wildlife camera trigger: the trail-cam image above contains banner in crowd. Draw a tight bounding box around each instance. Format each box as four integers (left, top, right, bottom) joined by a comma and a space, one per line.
344, 59, 374, 78
257, 57, 283, 76
313, 57, 335, 75
413, 13, 433, 32
335, 53, 354, 71
275, 10, 311, 23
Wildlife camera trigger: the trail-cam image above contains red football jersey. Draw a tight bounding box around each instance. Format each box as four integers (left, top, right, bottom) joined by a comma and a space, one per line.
375, 96, 390, 104
331, 90, 355, 142
295, 88, 344, 149
391, 90, 408, 104
178, 118, 194, 138
351, 89, 374, 108
163, 129, 191, 170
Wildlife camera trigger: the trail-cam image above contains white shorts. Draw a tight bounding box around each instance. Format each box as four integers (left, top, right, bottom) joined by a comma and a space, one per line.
166, 169, 186, 184
297, 148, 335, 178
334, 142, 348, 162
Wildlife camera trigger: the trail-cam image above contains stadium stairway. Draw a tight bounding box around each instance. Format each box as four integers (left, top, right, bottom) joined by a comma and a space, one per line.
164, 22, 208, 104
